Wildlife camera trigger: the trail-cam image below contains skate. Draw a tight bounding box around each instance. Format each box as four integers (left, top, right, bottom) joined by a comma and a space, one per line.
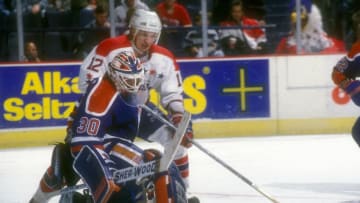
188, 196, 200, 203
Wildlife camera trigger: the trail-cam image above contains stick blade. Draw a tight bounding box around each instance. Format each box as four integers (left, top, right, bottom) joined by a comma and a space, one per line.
159, 111, 191, 171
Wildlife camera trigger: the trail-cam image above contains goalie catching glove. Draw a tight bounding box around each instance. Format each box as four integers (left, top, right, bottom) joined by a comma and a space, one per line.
171, 112, 193, 148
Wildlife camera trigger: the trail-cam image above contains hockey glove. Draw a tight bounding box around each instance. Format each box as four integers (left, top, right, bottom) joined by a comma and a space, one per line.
181, 127, 193, 148
345, 80, 360, 106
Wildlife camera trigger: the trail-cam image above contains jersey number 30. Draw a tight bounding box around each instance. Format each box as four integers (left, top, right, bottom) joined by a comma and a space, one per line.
76, 117, 101, 136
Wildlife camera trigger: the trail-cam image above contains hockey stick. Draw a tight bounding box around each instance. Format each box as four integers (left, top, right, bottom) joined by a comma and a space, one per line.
54, 113, 191, 197
140, 104, 279, 203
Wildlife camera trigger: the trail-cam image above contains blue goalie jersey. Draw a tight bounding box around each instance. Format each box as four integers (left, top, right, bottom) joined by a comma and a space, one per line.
70, 75, 141, 155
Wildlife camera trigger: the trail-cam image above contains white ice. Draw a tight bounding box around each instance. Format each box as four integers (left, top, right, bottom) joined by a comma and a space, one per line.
1, 134, 360, 203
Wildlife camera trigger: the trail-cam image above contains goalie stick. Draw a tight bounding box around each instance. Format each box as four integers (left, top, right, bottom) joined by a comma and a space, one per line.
53, 111, 191, 197
140, 104, 280, 203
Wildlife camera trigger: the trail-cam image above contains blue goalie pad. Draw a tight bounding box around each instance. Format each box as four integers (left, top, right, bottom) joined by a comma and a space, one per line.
168, 163, 187, 203
73, 146, 116, 203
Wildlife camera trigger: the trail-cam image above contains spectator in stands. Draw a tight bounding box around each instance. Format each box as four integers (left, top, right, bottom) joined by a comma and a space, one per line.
346, 8, 360, 49
155, 0, 192, 27
212, 0, 266, 25
211, 0, 231, 25
0, 0, 11, 15
183, 11, 224, 57
330, 0, 360, 50
43, 0, 71, 12
24, 41, 41, 62
313, 0, 360, 49
73, 4, 110, 58
275, 0, 345, 54
68, 0, 95, 27
218, 0, 267, 56
84, 0, 97, 11
115, 0, 149, 29
242, 0, 266, 24
70, 0, 87, 11
177, 0, 214, 21
155, 0, 192, 56
18, 0, 47, 30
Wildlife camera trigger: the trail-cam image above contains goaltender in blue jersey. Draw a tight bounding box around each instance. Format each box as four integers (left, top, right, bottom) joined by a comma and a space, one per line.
30, 51, 186, 203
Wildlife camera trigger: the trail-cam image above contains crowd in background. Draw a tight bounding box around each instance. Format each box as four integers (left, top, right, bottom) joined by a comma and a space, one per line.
0, 0, 359, 62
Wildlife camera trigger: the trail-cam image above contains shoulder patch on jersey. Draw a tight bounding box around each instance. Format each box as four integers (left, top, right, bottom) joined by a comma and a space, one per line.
334, 56, 348, 73
97, 35, 132, 56
86, 77, 118, 115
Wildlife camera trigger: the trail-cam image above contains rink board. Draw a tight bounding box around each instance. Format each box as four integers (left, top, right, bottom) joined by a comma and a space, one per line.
0, 54, 357, 148
0, 117, 355, 149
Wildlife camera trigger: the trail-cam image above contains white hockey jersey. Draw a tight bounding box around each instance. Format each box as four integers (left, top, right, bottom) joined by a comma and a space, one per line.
78, 35, 184, 113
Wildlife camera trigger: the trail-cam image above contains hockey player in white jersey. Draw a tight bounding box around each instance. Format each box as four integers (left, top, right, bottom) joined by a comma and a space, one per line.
78, 8, 193, 187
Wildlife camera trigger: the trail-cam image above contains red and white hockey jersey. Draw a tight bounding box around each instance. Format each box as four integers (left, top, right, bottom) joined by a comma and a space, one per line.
79, 35, 184, 113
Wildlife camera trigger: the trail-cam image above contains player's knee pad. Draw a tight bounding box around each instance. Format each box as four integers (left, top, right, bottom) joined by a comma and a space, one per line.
173, 152, 189, 188
352, 117, 360, 147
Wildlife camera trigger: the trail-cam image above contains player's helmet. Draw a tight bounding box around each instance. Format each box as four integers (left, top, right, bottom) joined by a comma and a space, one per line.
129, 9, 162, 44
108, 51, 144, 93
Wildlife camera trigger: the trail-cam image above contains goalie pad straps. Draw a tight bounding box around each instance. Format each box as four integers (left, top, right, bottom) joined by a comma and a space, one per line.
154, 171, 174, 203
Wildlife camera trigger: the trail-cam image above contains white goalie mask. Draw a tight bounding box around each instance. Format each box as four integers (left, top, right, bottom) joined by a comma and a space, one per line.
129, 9, 162, 44
108, 51, 144, 93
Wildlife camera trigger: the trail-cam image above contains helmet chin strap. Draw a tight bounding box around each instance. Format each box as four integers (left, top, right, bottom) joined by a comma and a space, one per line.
131, 41, 150, 62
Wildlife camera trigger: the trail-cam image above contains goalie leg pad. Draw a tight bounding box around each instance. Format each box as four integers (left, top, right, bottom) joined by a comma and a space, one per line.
73, 146, 119, 203
168, 163, 187, 203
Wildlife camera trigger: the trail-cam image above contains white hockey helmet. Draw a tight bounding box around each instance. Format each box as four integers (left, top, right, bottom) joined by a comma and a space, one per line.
129, 9, 162, 44
108, 51, 144, 93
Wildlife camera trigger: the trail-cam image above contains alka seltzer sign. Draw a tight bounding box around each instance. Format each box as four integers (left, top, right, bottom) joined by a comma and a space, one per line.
0, 64, 81, 129
0, 59, 270, 129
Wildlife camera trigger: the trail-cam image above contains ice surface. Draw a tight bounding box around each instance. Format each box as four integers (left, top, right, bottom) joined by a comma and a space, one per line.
1, 134, 360, 203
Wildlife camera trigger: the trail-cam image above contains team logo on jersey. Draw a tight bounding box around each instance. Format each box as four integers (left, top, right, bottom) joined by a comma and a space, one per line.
335, 57, 348, 73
